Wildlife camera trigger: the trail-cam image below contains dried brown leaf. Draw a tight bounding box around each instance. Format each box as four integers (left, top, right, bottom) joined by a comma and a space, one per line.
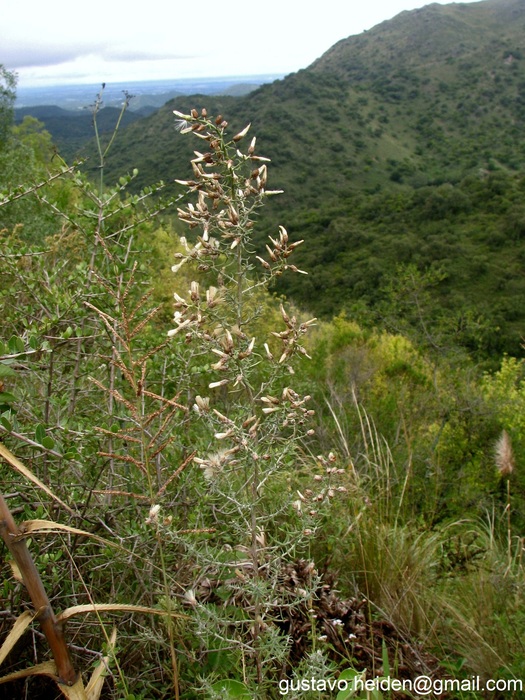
0, 660, 87, 698
0, 611, 34, 665
85, 627, 117, 700
0, 660, 59, 685
58, 603, 187, 621
17, 519, 113, 549
0, 443, 75, 515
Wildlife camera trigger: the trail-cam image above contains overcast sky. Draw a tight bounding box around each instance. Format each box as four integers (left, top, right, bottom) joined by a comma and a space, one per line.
3, 0, 478, 87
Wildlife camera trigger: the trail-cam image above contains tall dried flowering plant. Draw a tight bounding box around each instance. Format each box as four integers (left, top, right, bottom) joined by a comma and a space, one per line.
168, 108, 333, 693
495, 429, 516, 571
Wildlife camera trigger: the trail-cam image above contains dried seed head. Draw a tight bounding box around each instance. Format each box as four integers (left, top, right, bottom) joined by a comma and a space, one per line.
190, 281, 200, 301
233, 123, 251, 142
495, 430, 515, 477
173, 291, 187, 307
263, 343, 274, 360
195, 449, 233, 480
145, 504, 161, 525
209, 379, 229, 389
256, 529, 266, 548
194, 395, 210, 413
206, 286, 222, 307
256, 255, 271, 270
183, 589, 197, 607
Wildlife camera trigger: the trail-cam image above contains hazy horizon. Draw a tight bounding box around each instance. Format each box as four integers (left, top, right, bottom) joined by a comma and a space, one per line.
14, 73, 285, 110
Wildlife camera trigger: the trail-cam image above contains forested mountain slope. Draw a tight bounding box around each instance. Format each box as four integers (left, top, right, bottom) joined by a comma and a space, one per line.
72, 0, 525, 357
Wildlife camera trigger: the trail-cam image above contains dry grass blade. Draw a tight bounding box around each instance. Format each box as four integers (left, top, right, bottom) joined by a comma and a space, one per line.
58, 603, 187, 622
0, 660, 61, 685
17, 519, 115, 548
85, 627, 117, 700
9, 559, 22, 582
59, 677, 89, 700
324, 396, 350, 459
0, 610, 34, 665
0, 443, 75, 515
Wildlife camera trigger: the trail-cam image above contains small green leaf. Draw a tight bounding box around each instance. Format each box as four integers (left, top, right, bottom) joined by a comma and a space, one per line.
35, 424, 46, 443
0, 363, 17, 378
210, 679, 251, 698
0, 415, 13, 431
368, 691, 384, 700
8, 336, 25, 354
381, 639, 390, 677
0, 392, 16, 404
42, 436, 55, 450
336, 668, 363, 700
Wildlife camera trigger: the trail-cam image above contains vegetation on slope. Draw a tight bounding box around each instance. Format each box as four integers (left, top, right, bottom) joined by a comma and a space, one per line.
32, 0, 524, 361
2, 4, 525, 692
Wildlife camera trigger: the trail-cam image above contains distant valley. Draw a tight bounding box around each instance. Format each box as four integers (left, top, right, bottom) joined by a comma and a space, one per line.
15, 74, 284, 111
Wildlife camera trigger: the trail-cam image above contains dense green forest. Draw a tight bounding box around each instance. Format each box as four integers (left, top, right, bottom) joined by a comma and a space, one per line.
2, 0, 525, 696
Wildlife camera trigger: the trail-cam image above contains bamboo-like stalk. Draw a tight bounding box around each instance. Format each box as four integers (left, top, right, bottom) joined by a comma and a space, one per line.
0, 491, 78, 686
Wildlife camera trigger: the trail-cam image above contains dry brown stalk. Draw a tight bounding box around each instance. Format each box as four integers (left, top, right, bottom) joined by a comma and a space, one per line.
0, 491, 78, 686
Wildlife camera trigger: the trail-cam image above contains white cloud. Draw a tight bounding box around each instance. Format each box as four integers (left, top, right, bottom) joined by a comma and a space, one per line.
2, 0, 478, 86
3, 42, 105, 68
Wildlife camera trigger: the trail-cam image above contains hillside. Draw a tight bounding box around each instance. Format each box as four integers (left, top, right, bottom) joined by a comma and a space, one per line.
91, 0, 525, 191
14, 105, 149, 160
7, 99, 525, 700
46, 0, 525, 357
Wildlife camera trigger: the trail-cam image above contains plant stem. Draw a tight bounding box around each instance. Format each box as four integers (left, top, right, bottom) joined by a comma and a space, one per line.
0, 491, 78, 686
